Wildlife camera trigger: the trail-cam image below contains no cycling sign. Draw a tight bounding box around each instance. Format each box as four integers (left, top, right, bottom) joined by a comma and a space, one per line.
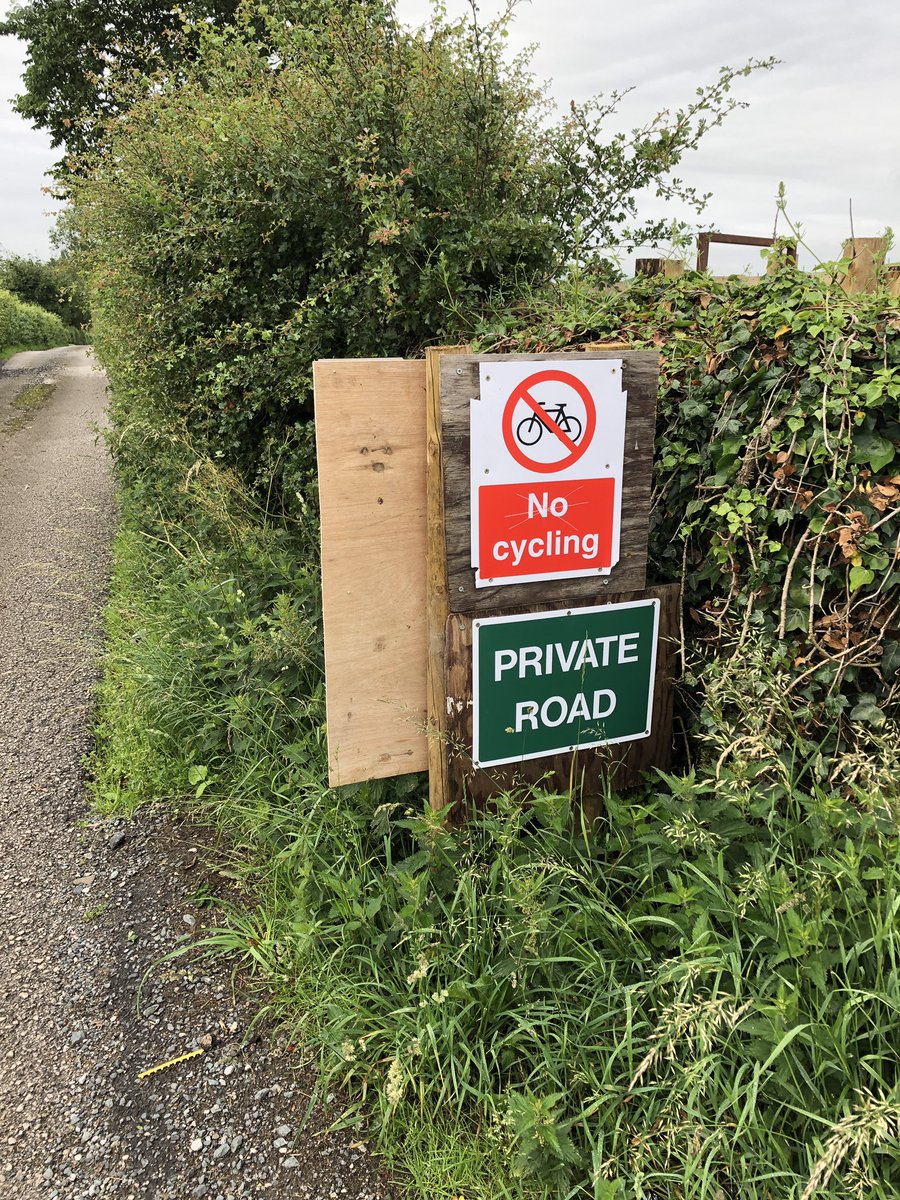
501, 369, 597, 473
470, 360, 626, 587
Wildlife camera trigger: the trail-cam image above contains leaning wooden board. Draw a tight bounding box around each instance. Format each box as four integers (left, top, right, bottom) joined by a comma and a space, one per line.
314, 358, 428, 786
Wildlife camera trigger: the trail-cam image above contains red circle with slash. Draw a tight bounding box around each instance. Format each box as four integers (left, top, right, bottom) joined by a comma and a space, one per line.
501, 369, 597, 473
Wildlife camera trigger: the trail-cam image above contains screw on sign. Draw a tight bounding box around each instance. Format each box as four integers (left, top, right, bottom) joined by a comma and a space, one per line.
502, 370, 597, 473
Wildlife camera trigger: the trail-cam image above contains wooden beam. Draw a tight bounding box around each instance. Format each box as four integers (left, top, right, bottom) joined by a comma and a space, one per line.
635, 258, 684, 279
425, 345, 469, 813
698, 231, 796, 273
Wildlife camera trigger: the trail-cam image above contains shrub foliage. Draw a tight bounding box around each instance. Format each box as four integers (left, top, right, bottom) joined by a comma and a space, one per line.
0, 253, 90, 328
74, 3, 770, 496
0, 284, 81, 349
477, 267, 900, 739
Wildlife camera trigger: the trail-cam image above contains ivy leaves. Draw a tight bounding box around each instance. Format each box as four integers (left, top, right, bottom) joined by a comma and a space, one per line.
484, 268, 900, 735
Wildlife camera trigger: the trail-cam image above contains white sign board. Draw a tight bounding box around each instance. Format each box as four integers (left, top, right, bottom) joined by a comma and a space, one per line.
470, 360, 626, 587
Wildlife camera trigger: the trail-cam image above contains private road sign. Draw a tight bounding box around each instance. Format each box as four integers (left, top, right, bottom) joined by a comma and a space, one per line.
470, 360, 626, 588
472, 598, 659, 768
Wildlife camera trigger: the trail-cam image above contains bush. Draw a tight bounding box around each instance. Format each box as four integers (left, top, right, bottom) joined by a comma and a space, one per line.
0, 254, 90, 328
0, 285, 77, 349
75, 3, 770, 504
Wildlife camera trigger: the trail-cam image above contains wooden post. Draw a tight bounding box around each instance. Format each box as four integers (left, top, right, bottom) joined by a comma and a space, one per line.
425, 345, 469, 813
886, 264, 900, 299
635, 258, 684, 279
842, 237, 889, 294
697, 233, 711, 272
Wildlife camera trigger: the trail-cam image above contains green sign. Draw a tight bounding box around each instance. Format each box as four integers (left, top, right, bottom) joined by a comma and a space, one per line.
473, 599, 659, 767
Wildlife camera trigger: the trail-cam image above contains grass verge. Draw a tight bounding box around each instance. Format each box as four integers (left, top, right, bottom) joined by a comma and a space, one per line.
3, 381, 57, 434
0, 343, 45, 364
90, 420, 900, 1199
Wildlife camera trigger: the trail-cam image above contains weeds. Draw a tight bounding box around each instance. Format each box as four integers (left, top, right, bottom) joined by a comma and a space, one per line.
3, 380, 55, 433
91, 446, 900, 1195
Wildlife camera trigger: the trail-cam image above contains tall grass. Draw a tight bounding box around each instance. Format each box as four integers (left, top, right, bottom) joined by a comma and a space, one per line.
91, 417, 900, 1198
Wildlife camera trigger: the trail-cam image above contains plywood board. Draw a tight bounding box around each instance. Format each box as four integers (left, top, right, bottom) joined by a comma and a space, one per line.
444, 583, 680, 820
441, 351, 658, 611
314, 359, 428, 786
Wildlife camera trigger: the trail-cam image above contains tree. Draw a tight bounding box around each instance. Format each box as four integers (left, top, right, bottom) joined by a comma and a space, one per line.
0, 0, 242, 164
0, 253, 90, 326
0, 0, 395, 168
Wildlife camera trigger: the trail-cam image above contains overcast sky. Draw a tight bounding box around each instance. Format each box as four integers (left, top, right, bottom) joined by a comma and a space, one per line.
2, 0, 898, 271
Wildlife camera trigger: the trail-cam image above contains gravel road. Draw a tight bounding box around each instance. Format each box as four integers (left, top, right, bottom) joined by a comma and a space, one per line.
0, 348, 394, 1200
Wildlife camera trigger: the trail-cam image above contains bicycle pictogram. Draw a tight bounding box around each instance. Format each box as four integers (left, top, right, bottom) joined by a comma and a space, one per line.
515, 401, 583, 448
501, 369, 597, 474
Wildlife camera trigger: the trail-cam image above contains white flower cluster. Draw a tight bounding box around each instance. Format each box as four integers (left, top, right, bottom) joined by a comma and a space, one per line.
385, 1056, 406, 1109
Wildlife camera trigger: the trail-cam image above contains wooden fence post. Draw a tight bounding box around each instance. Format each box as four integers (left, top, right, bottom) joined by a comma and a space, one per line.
635, 258, 684, 279
842, 237, 889, 294
425, 345, 469, 814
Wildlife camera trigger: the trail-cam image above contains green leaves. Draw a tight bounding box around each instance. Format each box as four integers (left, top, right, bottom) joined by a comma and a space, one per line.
853, 426, 896, 473
485, 266, 900, 741
849, 564, 875, 591
850, 693, 886, 726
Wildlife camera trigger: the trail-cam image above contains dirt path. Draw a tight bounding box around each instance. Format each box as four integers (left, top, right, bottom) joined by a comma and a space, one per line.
0, 348, 392, 1200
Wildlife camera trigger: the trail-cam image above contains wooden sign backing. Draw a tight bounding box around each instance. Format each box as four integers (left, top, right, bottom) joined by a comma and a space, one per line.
314, 349, 674, 811
441, 352, 658, 612
443, 584, 680, 817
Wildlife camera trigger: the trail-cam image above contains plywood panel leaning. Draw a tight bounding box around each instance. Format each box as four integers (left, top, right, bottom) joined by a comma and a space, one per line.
314, 359, 429, 786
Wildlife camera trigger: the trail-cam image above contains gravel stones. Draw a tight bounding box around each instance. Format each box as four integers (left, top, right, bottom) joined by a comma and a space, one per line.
0, 348, 395, 1200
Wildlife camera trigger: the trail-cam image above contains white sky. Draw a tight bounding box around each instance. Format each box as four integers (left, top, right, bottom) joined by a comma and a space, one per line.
2, 0, 899, 271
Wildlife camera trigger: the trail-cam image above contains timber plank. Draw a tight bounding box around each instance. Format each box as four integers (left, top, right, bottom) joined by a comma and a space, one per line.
314, 358, 428, 786
425, 346, 470, 810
